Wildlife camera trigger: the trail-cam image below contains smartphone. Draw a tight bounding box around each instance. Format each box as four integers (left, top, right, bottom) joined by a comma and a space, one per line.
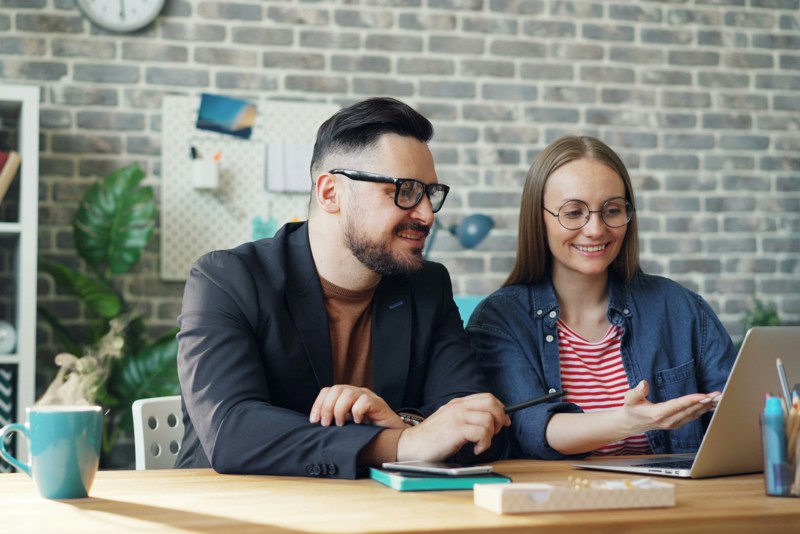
381, 460, 493, 476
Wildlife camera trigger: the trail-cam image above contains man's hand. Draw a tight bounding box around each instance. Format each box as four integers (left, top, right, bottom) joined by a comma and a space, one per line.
396, 393, 510, 461
621, 380, 721, 435
309, 385, 405, 429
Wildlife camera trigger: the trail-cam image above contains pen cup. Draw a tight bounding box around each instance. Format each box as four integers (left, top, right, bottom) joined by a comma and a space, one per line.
759, 413, 798, 497
191, 159, 219, 190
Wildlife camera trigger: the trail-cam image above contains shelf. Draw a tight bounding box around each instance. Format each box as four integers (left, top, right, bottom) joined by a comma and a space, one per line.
0, 222, 22, 234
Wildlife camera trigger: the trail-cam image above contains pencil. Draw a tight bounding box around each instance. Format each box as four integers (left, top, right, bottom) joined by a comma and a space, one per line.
504, 390, 566, 414
776, 358, 792, 410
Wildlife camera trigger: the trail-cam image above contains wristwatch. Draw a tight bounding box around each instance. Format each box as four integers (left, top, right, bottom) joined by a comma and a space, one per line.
397, 412, 424, 426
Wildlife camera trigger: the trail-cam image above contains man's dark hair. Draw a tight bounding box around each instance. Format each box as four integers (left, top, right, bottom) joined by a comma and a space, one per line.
310, 97, 433, 178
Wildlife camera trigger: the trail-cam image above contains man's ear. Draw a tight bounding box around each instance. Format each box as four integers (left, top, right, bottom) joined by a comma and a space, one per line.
314, 172, 340, 214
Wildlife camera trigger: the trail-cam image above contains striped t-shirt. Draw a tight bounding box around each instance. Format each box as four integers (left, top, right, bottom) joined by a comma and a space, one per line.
557, 319, 651, 456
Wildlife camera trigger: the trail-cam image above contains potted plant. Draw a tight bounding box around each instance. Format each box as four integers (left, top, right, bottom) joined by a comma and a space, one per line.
38, 164, 179, 461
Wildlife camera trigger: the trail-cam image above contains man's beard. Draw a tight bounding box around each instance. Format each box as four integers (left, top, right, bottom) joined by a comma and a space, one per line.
344, 218, 429, 277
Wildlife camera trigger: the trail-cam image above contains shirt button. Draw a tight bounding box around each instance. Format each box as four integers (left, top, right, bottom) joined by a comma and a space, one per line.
548, 311, 556, 319
536, 309, 543, 316
546, 334, 554, 342
623, 308, 631, 316
548, 388, 557, 394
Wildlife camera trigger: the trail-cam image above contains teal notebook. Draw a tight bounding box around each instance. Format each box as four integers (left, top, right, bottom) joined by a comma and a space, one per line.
369, 468, 511, 491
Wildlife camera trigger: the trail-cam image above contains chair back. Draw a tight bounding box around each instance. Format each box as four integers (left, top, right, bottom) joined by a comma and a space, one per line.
132, 395, 184, 470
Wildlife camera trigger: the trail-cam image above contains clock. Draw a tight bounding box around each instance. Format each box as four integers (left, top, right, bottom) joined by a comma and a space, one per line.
76, 0, 166, 33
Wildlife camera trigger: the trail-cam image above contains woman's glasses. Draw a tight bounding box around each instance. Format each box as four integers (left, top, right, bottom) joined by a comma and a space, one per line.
329, 169, 450, 213
543, 197, 634, 230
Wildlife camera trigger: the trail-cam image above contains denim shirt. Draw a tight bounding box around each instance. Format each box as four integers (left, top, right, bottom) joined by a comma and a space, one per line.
467, 272, 737, 460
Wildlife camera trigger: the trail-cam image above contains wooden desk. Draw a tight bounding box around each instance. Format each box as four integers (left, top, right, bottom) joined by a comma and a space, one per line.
0, 460, 797, 533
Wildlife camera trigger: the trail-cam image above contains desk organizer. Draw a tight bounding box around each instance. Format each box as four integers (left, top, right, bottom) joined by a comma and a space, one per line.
474, 477, 675, 514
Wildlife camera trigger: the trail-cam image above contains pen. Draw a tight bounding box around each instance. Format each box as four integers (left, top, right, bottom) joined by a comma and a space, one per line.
776, 358, 792, 408
504, 390, 566, 414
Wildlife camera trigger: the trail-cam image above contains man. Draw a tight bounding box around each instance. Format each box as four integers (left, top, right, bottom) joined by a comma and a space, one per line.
176, 97, 509, 479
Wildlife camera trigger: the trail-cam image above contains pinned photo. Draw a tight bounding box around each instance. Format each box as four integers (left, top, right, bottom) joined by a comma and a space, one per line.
196, 93, 257, 139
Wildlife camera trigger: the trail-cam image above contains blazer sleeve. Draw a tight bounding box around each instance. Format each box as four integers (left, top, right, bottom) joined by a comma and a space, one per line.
177, 249, 384, 479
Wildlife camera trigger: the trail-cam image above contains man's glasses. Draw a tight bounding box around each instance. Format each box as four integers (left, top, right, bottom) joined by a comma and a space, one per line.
329, 169, 450, 213
543, 197, 634, 231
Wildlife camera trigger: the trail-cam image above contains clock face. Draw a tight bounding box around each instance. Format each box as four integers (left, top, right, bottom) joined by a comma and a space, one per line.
77, 0, 166, 33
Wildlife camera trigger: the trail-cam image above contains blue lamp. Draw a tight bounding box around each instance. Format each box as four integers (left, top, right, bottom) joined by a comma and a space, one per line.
425, 213, 494, 258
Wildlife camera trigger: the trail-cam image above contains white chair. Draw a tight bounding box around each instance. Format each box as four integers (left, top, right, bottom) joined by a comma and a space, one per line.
131, 395, 184, 470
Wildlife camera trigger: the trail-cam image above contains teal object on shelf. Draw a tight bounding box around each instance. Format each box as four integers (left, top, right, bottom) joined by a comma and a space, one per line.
454, 296, 483, 326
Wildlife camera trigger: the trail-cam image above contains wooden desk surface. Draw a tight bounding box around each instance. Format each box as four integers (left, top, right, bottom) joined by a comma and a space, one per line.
0, 460, 797, 533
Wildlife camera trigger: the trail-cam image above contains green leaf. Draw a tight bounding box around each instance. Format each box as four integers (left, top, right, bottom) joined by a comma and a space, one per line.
74, 164, 156, 275
36, 306, 84, 357
106, 330, 180, 433
38, 257, 123, 319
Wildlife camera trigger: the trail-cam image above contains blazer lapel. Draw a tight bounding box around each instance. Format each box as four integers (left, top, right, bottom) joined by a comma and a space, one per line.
371, 277, 411, 408
284, 224, 333, 389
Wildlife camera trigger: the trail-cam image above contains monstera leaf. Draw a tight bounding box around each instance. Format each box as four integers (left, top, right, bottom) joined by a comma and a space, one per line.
74, 164, 156, 275
38, 257, 122, 319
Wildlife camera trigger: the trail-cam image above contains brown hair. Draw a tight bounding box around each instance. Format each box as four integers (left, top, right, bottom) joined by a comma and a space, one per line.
503, 135, 641, 287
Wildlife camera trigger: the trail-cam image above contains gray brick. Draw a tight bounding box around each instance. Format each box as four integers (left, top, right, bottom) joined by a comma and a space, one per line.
698, 72, 749, 88
705, 278, 756, 294
463, 16, 517, 34
483, 169, 527, 188
758, 114, 800, 130
722, 175, 771, 191
490, 255, 515, 274
491, 39, 546, 58
523, 20, 576, 38
490, 0, 545, 15
667, 8, 723, 26
760, 155, 800, 171
544, 86, 595, 103
334, 9, 393, 28
122, 42, 186, 62
669, 50, 720, 67
724, 258, 777, 274
0, 36, 45, 55
484, 126, 539, 144
428, 0, 483, 9
551, 43, 603, 61
757, 74, 800, 91
197, 3, 262, 20
581, 66, 635, 84
353, 77, 414, 96
775, 95, 800, 110
232, 27, 293, 46
3, 59, 67, 80
669, 259, 721, 274
40, 108, 70, 129
724, 11, 776, 28
482, 83, 536, 101
664, 134, 715, 149
655, 112, 697, 128
583, 23, 635, 42
465, 147, 521, 165
720, 135, 770, 150
609, 46, 664, 65
525, 107, 579, 123
263, 52, 325, 70
704, 155, 754, 170
366, 33, 423, 52
430, 146, 458, 164
461, 59, 514, 78
146, 67, 208, 87
74, 63, 138, 83
649, 196, 702, 212
52, 134, 121, 154
420, 80, 476, 99
706, 196, 756, 211
601, 88, 655, 106
429, 35, 484, 55
781, 55, 800, 71
698, 30, 748, 47
641, 69, 692, 86
332, 55, 391, 73
719, 93, 768, 110
286, 75, 347, 93
16, 13, 83, 33
39, 157, 74, 177
702, 113, 752, 129
300, 30, 360, 49
603, 131, 658, 149
645, 154, 700, 170
775, 137, 800, 151
665, 174, 717, 190
463, 104, 515, 121
759, 196, 800, 212
215, 72, 278, 90
651, 238, 703, 254
76, 111, 145, 131
753, 33, 800, 50
267, 6, 329, 25
127, 136, 161, 156
0, 14, 9, 31
664, 216, 719, 233
435, 126, 479, 143
123, 89, 168, 110
50, 85, 117, 106
161, 22, 226, 42
550, 1, 603, 17
398, 13, 456, 31
641, 28, 693, 45
469, 191, 522, 209
708, 237, 758, 253
416, 102, 458, 121
662, 91, 712, 108
780, 14, 800, 30
398, 57, 454, 75
761, 278, 800, 293
609, 4, 662, 22
781, 259, 800, 274
586, 109, 648, 127
520, 62, 573, 80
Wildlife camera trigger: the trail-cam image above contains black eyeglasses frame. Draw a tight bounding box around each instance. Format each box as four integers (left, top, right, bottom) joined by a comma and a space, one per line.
329, 169, 450, 213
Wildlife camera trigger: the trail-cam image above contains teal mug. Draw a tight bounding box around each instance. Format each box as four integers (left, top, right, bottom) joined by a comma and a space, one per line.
0, 405, 103, 499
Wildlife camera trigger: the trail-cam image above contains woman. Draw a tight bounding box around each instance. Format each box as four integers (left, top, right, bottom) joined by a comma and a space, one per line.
467, 135, 737, 459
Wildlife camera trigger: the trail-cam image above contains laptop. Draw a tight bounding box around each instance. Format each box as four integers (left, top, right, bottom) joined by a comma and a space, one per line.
573, 326, 800, 478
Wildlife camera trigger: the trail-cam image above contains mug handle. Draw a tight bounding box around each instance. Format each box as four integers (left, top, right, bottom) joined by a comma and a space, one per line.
0, 423, 32, 476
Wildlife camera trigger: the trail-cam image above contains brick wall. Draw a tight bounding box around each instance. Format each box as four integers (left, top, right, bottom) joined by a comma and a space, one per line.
1, 0, 798, 365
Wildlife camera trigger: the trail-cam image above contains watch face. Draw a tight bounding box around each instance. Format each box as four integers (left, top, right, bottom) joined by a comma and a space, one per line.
77, 0, 166, 33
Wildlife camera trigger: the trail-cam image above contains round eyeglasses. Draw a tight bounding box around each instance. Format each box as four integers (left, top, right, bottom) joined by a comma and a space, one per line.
329, 169, 450, 213
543, 197, 634, 230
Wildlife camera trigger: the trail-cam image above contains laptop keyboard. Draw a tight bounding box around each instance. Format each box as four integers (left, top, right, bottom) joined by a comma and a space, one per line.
635, 459, 694, 470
